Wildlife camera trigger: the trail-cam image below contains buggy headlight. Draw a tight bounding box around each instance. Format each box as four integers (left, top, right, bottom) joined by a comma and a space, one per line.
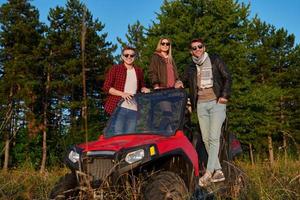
125, 149, 145, 164
68, 150, 80, 163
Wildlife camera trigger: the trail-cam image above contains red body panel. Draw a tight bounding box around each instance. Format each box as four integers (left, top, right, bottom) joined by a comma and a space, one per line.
78, 130, 199, 176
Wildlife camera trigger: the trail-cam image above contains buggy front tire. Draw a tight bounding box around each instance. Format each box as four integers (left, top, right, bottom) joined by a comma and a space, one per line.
49, 172, 78, 199
143, 171, 189, 200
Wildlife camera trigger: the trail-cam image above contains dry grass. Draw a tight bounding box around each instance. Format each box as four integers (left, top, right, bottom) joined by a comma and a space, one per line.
75, 172, 145, 200
0, 164, 68, 200
236, 159, 300, 200
0, 159, 299, 200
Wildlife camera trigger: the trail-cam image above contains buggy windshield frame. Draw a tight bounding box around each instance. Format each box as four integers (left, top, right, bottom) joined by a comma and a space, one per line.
104, 89, 187, 138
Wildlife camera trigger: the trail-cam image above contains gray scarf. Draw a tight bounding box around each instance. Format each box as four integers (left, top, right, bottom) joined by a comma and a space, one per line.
192, 52, 208, 65
192, 52, 213, 89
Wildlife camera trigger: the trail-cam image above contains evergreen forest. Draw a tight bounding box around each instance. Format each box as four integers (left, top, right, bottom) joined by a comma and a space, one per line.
0, 0, 299, 173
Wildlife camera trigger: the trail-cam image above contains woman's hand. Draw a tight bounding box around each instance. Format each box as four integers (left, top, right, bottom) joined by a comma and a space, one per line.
141, 87, 150, 93
175, 81, 184, 88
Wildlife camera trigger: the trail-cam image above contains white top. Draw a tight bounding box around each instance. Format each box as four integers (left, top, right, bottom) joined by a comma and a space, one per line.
121, 68, 138, 110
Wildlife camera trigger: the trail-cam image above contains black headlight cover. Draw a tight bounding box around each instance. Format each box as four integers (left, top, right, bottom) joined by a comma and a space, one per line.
64, 145, 83, 170
116, 144, 159, 170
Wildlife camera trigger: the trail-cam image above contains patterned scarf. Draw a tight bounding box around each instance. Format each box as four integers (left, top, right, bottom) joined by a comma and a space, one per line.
192, 52, 213, 88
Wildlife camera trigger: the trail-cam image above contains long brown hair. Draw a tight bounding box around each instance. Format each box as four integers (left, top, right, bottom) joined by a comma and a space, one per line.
155, 38, 173, 63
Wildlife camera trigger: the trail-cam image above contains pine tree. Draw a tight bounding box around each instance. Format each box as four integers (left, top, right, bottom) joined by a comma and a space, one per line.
144, 0, 250, 74
0, 0, 45, 169
280, 44, 300, 159
244, 18, 297, 164
45, 0, 115, 161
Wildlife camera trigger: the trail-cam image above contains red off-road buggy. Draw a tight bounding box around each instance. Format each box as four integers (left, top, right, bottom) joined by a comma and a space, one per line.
49, 89, 245, 200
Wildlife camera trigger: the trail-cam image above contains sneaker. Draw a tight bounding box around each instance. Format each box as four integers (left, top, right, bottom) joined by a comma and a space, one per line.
199, 171, 212, 187
211, 170, 225, 183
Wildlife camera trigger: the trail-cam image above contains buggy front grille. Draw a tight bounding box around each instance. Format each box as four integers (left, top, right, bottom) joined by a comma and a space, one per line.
83, 157, 115, 181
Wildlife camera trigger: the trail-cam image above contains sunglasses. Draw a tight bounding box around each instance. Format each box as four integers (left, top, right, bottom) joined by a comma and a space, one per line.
161, 42, 170, 46
123, 54, 135, 58
191, 44, 204, 51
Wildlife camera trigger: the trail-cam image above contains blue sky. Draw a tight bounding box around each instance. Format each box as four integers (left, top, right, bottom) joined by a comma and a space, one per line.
0, 0, 299, 53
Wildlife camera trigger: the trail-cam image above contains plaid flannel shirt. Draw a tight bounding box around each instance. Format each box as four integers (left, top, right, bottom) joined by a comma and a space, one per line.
102, 64, 145, 115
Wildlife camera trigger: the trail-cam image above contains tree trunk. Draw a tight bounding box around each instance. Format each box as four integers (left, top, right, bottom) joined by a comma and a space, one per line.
268, 135, 274, 167
3, 134, 10, 171
280, 95, 287, 164
40, 102, 47, 173
81, 10, 88, 140
40, 66, 50, 173
249, 143, 254, 166
3, 87, 14, 171
283, 133, 287, 164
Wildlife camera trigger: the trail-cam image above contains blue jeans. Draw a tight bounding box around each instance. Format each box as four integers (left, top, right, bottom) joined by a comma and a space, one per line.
197, 100, 226, 173
114, 107, 137, 134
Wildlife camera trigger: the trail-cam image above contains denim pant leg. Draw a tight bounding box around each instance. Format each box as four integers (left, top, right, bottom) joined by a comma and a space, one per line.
115, 107, 137, 134
208, 103, 226, 171
114, 107, 127, 134
124, 109, 137, 133
197, 101, 226, 173
197, 103, 210, 152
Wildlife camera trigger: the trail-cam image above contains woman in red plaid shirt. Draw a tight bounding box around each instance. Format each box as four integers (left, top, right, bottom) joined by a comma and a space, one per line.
103, 46, 150, 133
